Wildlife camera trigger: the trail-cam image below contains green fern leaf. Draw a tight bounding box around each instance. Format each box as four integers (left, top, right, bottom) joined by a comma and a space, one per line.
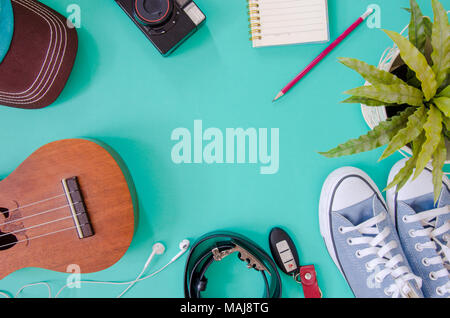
380, 106, 427, 160
342, 96, 396, 107
386, 132, 426, 191
320, 108, 415, 158
339, 57, 407, 85
403, 7, 432, 40
414, 105, 443, 179
424, 16, 433, 40
384, 30, 438, 100
444, 129, 450, 139
443, 116, 450, 132
431, 0, 450, 88
345, 84, 424, 106
437, 85, 450, 97
409, 0, 427, 54
431, 134, 446, 202
433, 97, 450, 117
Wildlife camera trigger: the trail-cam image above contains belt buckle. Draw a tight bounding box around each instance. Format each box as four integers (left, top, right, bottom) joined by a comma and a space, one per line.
212, 244, 270, 275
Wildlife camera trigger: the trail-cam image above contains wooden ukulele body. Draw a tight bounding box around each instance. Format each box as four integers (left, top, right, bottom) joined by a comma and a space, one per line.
0, 139, 136, 279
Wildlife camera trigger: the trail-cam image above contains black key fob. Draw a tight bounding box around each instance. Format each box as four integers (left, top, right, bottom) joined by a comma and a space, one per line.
269, 227, 300, 276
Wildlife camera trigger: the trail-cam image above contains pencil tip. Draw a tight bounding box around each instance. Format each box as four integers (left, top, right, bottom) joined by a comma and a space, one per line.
362, 8, 374, 19
273, 92, 284, 102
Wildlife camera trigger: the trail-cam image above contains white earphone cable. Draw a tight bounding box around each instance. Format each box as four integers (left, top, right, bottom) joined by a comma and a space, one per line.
55, 257, 177, 298
16, 282, 52, 298
0, 240, 189, 298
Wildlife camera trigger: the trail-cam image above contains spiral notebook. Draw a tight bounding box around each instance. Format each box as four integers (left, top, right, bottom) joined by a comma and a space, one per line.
248, 0, 330, 48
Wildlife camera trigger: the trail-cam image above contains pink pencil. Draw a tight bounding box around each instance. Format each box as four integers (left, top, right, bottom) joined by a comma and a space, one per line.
273, 8, 374, 102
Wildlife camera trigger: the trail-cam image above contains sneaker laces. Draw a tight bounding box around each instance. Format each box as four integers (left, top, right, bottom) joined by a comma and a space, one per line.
403, 205, 450, 296
341, 212, 422, 298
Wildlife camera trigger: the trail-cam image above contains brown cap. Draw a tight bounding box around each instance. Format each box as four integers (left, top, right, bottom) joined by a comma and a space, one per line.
0, 0, 78, 109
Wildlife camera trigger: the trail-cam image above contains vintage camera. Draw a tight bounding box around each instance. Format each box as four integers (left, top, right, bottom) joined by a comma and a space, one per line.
115, 0, 206, 56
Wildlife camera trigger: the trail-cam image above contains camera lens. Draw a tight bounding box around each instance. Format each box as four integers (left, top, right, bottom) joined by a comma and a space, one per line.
134, 0, 173, 26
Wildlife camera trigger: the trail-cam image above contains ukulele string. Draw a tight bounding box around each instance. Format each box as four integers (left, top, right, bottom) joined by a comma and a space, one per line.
0, 192, 86, 250
0, 225, 78, 250
0, 212, 82, 239
3, 191, 75, 215
0, 191, 81, 229
0, 203, 78, 227
0, 198, 83, 249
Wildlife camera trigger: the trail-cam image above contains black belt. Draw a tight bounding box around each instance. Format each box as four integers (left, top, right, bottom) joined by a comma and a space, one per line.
183, 231, 282, 298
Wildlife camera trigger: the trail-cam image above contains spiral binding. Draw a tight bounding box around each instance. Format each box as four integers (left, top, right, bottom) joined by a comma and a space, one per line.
247, 0, 261, 41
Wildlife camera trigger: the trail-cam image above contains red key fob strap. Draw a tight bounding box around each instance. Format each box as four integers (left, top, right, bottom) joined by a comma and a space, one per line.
299, 265, 322, 298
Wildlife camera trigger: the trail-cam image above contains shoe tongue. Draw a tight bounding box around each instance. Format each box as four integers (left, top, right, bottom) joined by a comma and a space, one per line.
403, 192, 435, 213
335, 194, 377, 226
398, 201, 417, 217
437, 184, 450, 208
435, 209, 450, 230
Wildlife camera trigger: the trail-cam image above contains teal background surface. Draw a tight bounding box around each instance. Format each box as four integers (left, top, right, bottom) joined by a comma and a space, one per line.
0, 0, 437, 298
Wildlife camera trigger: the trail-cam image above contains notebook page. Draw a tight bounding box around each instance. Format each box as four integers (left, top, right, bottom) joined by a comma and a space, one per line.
251, 0, 329, 48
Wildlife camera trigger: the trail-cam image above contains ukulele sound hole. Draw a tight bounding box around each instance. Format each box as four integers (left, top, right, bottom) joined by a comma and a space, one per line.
0, 207, 9, 219
0, 231, 17, 250
0, 207, 17, 250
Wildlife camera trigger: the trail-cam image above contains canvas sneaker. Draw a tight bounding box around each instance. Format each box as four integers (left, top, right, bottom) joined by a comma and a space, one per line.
387, 159, 450, 298
319, 167, 423, 298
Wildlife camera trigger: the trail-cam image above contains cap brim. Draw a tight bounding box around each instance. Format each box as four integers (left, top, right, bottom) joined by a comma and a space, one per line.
0, 0, 78, 109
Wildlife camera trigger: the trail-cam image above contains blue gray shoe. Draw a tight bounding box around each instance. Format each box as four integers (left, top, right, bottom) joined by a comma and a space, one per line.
387, 159, 450, 298
319, 167, 423, 298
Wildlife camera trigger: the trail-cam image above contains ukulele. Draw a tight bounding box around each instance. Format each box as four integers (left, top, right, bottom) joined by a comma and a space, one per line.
0, 139, 135, 279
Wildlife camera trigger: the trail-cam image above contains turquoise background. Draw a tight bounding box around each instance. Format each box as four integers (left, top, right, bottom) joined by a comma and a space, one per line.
0, 0, 437, 298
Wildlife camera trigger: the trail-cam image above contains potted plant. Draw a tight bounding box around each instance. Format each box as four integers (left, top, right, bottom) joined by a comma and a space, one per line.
321, 0, 449, 201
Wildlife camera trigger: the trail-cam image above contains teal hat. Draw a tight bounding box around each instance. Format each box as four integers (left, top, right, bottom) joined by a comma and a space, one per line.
0, 0, 13, 64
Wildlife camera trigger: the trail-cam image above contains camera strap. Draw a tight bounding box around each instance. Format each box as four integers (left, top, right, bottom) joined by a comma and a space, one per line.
183, 231, 282, 298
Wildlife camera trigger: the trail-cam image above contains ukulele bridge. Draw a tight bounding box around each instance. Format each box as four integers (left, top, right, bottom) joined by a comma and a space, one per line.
61, 177, 94, 239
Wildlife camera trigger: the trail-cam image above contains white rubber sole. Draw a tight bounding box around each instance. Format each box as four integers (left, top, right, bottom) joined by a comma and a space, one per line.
319, 167, 385, 277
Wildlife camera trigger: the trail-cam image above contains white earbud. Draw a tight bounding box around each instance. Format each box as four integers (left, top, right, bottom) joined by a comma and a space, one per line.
179, 239, 190, 250
144, 242, 166, 270
170, 239, 190, 263
153, 242, 166, 254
